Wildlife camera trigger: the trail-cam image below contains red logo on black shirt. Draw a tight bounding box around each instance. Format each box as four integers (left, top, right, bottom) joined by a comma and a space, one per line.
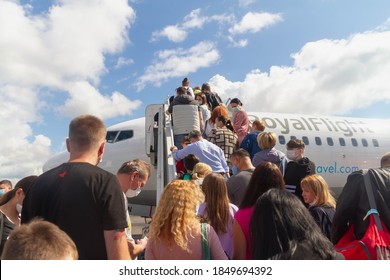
58, 171, 68, 178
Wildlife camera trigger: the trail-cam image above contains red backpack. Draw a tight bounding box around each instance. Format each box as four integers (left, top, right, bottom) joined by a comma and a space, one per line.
334, 169, 390, 260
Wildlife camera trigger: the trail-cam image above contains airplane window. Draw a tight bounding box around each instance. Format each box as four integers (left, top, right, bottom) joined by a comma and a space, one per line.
116, 130, 134, 142
106, 131, 118, 143
373, 139, 379, 147
351, 138, 358, 147
327, 137, 334, 146
278, 135, 286, 145
290, 136, 297, 140
339, 138, 346, 146
302, 136, 309, 145
362, 138, 368, 147
315, 137, 322, 146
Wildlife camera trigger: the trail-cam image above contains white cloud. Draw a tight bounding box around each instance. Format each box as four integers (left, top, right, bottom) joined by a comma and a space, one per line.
0, 86, 51, 179
238, 0, 255, 8
0, 0, 137, 180
114, 57, 134, 69
229, 12, 283, 35
151, 8, 233, 43
58, 81, 142, 119
182, 8, 208, 29
151, 25, 188, 43
228, 36, 248, 48
136, 41, 220, 90
210, 30, 390, 115
0, 0, 135, 87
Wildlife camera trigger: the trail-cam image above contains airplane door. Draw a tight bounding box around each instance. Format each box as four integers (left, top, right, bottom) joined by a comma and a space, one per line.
145, 104, 162, 158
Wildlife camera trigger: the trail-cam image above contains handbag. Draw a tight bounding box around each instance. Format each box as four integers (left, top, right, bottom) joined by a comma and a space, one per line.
334, 169, 390, 260
201, 223, 211, 260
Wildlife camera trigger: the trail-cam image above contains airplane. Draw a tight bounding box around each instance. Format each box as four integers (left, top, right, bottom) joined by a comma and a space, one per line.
43, 102, 390, 217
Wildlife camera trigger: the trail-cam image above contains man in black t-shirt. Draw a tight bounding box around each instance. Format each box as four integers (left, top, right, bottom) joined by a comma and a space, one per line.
21, 115, 130, 260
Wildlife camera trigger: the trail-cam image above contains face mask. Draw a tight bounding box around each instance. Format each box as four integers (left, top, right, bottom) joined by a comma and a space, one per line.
233, 106, 241, 112
16, 203, 23, 214
286, 150, 298, 161
0, 189, 5, 196
125, 177, 142, 198
195, 204, 200, 215
232, 165, 239, 175
196, 178, 204, 186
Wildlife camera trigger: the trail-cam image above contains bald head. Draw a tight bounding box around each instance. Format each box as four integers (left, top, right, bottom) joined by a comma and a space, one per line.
381, 152, 390, 167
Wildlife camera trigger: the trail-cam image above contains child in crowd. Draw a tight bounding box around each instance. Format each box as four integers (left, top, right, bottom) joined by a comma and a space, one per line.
2, 219, 78, 260
301, 174, 336, 240
192, 163, 213, 187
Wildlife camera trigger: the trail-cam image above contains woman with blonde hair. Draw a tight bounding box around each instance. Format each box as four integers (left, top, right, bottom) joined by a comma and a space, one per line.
198, 173, 238, 259
192, 162, 212, 186
300, 174, 336, 240
145, 180, 227, 260
252, 132, 286, 168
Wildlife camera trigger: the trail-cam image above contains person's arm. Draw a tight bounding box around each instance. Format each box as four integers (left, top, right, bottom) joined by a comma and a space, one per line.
128, 237, 148, 259
104, 229, 131, 260
240, 135, 250, 152
172, 144, 193, 161
233, 111, 244, 133
232, 219, 246, 260
331, 172, 362, 244
220, 149, 230, 173
198, 110, 204, 132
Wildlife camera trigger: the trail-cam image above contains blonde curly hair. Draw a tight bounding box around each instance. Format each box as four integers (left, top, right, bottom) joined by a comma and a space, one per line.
191, 162, 212, 180
148, 180, 204, 252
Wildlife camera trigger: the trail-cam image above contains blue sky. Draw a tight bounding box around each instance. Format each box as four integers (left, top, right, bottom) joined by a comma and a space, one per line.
1, 0, 390, 181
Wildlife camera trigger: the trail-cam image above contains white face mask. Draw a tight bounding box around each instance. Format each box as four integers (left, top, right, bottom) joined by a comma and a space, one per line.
286, 150, 298, 161
195, 178, 204, 187
125, 177, 142, 198
16, 203, 23, 214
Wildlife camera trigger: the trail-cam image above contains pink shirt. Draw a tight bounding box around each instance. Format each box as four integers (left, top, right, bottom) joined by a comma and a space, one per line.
234, 206, 254, 260
233, 110, 250, 145
145, 224, 228, 260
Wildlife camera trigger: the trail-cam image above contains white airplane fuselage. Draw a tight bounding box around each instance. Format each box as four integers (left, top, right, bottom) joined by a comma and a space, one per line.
43, 112, 390, 215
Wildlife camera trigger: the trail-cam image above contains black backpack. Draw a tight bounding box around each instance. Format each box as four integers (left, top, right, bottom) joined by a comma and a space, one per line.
207, 92, 222, 111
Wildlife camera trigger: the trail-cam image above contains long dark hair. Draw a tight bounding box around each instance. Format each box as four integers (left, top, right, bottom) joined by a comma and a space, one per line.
240, 162, 285, 209
0, 176, 37, 206
250, 189, 339, 259
216, 115, 235, 133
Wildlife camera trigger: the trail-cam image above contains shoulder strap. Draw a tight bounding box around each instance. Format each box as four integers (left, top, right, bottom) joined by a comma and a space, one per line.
279, 156, 287, 177
318, 206, 332, 226
362, 169, 383, 230
201, 223, 211, 260
0, 212, 4, 247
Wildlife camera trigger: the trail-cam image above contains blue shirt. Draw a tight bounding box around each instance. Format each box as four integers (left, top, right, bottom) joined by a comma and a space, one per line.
172, 139, 229, 173
240, 130, 262, 160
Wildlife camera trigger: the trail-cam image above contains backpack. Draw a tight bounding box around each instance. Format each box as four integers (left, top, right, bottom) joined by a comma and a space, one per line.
207, 92, 222, 111
334, 169, 390, 259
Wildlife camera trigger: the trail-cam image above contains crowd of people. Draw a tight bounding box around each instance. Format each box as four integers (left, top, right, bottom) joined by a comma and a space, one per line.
1, 77, 390, 260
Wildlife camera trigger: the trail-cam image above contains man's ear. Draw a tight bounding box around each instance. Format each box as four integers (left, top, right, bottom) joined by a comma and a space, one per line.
98, 141, 106, 158
66, 138, 70, 152
130, 171, 139, 181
